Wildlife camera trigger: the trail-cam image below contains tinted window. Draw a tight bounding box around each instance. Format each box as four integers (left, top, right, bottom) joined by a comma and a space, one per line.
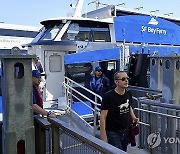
0, 29, 38, 38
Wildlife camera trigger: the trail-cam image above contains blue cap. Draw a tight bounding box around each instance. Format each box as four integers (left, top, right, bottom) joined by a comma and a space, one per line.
32, 70, 41, 77
95, 66, 102, 71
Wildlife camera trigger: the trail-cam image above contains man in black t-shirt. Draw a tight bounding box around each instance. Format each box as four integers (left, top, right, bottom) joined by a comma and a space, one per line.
100, 71, 139, 152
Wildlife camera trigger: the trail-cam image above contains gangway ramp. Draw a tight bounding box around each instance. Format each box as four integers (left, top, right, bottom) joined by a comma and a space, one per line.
57, 109, 94, 135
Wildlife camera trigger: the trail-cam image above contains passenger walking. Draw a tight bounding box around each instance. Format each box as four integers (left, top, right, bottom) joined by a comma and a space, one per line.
100, 71, 139, 152
89, 66, 110, 125
32, 70, 56, 118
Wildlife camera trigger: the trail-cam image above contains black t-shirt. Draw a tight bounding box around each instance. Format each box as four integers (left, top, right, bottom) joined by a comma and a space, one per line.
101, 89, 133, 131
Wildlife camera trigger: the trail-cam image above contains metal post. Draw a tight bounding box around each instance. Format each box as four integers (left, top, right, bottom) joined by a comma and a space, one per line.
1, 55, 35, 154
161, 56, 180, 104
51, 124, 60, 154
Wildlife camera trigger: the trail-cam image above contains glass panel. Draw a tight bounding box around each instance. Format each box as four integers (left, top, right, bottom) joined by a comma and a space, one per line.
31, 27, 46, 43
41, 24, 63, 40
49, 55, 62, 72
0, 28, 38, 38
75, 31, 91, 41
66, 23, 80, 40
93, 31, 110, 42
62, 22, 110, 42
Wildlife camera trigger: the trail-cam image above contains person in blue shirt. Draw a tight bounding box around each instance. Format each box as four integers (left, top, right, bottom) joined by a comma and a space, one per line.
90, 66, 110, 97
89, 66, 110, 126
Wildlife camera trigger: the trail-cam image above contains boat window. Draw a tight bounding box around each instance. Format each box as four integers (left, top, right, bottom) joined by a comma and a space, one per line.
65, 63, 92, 84
107, 61, 116, 70
0, 28, 38, 38
93, 31, 110, 42
62, 23, 80, 41
49, 55, 62, 72
62, 23, 110, 42
31, 27, 46, 43
92, 28, 110, 42
41, 24, 63, 41
75, 31, 91, 41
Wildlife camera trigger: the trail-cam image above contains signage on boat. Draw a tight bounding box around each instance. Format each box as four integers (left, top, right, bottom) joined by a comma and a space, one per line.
114, 15, 180, 45
141, 26, 167, 35
141, 17, 167, 35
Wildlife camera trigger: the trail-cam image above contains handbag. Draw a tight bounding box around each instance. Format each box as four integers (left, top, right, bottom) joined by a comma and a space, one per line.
129, 122, 140, 146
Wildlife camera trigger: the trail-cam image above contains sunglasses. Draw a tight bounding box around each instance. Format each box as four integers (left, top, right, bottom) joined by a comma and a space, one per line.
97, 70, 102, 72
116, 77, 129, 81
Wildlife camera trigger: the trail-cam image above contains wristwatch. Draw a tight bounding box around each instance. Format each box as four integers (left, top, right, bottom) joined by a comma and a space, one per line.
47, 111, 52, 117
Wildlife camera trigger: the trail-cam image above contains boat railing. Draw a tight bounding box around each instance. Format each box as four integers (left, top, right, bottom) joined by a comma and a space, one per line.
34, 116, 126, 154
63, 76, 102, 134
48, 117, 126, 154
133, 96, 180, 154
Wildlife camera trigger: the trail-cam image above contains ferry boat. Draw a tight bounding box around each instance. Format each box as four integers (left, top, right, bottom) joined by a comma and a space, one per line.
0, 0, 180, 153
0, 22, 40, 54
25, 0, 180, 101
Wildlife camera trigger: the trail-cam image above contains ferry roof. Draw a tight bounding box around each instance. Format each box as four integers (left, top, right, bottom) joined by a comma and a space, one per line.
40, 16, 113, 26
85, 5, 180, 25
115, 5, 180, 23
0, 22, 40, 31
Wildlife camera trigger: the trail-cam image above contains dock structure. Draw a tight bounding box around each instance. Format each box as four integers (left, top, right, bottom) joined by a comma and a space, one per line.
0, 55, 35, 154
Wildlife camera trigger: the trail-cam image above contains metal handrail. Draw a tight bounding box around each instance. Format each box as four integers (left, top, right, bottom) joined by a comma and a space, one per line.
63, 76, 102, 134
64, 76, 102, 101
48, 118, 127, 154
133, 96, 180, 154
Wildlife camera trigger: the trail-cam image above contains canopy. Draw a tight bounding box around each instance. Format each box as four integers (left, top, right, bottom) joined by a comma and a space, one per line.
64, 48, 121, 64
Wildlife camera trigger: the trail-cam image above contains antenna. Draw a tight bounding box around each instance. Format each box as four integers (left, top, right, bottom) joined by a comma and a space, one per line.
88, 0, 102, 9
164, 13, 173, 16
88, 0, 112, 9
150, 10, 159, 13
135, 6, 143, 11
116, 3, 125, 6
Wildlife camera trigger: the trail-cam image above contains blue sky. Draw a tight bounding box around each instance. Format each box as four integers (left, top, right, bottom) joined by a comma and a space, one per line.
0, 0, 179, 27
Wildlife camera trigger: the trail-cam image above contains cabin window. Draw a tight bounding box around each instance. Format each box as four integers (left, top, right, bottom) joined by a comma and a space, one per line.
49, 55, 62, 72
31, 27, 46, 43
75, 31, 91, 41
0, 28, 38, 38
92, 28, 111, 42
107, 61, 116, 70
93, 31, 110, 42
41, 24, 63, 41
62, 23, 111, 42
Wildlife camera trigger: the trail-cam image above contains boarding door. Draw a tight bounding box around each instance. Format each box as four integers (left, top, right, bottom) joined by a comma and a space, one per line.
44, 51, 65, 101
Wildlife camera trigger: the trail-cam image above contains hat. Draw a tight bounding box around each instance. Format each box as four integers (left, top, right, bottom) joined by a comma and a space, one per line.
32, 70, 41, 77
95, 66, 102, 71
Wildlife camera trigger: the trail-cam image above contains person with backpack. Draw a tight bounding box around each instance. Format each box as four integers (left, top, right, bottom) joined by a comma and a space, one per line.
89, 66, 110, 126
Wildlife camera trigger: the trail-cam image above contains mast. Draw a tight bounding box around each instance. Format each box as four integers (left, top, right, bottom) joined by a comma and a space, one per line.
73, 0, 84, 17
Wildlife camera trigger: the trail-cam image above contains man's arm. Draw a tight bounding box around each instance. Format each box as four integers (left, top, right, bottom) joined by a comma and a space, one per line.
130, 106, 139, 123
100, 110, 108, 142
33, 104, 56, 118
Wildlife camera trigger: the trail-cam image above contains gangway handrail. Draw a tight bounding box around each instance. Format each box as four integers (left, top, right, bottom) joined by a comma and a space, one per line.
135, 108, 180, 119
64, 76, 102, 101
64, 81, 101, 107
63, 76, 102, 135
48, 117, 127, 154
132, 96, 180, 153
133, 96, 180, 110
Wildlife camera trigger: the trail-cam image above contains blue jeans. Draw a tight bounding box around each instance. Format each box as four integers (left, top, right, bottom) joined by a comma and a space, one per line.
106, 129, 129, 152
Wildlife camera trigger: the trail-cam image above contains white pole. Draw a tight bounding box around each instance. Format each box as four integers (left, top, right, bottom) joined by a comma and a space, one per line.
73, 0, 84, 17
